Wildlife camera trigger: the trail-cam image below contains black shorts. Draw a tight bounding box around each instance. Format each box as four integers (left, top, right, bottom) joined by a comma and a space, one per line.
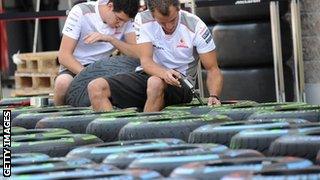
104, 71, 193, 110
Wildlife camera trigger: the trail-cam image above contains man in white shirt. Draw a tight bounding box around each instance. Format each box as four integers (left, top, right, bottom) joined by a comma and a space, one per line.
54, 0, 139, 105
88, 0, 223, 112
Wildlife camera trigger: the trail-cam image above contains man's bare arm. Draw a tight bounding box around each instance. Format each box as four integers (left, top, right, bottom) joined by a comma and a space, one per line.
83, 32, 139, 58
139, 42, 181, 87
199, 50, 223, 105
58, 35, 84, 74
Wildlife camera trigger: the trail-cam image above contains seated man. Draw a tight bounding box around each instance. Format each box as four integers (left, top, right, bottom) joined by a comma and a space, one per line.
88, 0, 223, 112
54, 0, 139, 105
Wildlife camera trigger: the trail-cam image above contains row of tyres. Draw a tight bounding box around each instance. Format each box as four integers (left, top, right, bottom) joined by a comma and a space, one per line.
3, 100, 320, 152
3, 139, 320, 179
1, 98, 320, 179
0, 127, 103, 157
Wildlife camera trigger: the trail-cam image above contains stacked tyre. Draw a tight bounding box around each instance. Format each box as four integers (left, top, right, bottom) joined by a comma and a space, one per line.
197, 1, 294, 102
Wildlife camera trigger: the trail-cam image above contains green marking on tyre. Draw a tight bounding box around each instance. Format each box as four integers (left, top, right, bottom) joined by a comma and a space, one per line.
164, 106, 194, 111
96, 112, 189, 122
23, 134, 36, 138
11, 142, 21, 147
133, 116, 228, 124
82, 134, 99, 141
95, 117, 118, 122
206, 114, 231, 121
27, 138, 75, 145
130, 121, 143, 126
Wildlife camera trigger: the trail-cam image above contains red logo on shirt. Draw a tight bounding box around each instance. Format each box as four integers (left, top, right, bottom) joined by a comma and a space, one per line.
114, 28, 122, 35
177, 38, 188, 48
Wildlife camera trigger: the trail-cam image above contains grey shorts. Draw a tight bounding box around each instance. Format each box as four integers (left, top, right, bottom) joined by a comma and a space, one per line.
57, 64, 90, 78
58, 69, 76, 77
104, 71, 193, 111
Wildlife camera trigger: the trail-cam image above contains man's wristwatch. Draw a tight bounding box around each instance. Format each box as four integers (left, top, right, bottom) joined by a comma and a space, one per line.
209, 95, 220, 101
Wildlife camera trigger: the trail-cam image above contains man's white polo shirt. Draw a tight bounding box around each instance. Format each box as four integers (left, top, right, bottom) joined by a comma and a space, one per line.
62, 1, 134, 67
134, 10, 215, 85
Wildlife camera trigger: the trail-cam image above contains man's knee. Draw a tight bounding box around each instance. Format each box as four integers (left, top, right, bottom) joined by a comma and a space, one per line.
147, 76, 165, 94
88, 78, 110, 96
54, 75, 73, 92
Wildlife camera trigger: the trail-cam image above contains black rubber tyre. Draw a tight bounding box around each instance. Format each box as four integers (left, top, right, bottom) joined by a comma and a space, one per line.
103, 144, 228, 169
67, 138, 184, 163
213, 21, 292, 67
0, 105, 77, 125
6, 128, 71, 141
130, 149, 264, 177
65, 56, 140, 107
0, 127, 26, 136
12, 107, 92, 129
164, 105, 215, 116
208, 103, 304, 121
201, 66, 294, 102
3, 134, 103, 157
249, 108, 320, 122
188, 119, 305, 146
208, 106, 276, 121
118, 115, 231, 141
196, 7, 215, 24
0, 153, 49, 166
0, 107, 34, 126
269, 130, 320, 162
207, 102, 306, 121
36, 108, 136, 133
171, 157, 313, 180
164, 100, 257, 112
209, 1, 288, 22
86, 111, 190, 142
36, 114, 101, 134
9, 157, 92, 175
272, 104, 318, 111
230, 125, 320, 155
223, 167, 320, 180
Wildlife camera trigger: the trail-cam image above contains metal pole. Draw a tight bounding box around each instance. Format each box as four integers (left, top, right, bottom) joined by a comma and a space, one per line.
197, 61, 204, 98
68, 0, 72, 9
291, 0, 305, 102
32, 0, 41, 53
270, 1, 286, 102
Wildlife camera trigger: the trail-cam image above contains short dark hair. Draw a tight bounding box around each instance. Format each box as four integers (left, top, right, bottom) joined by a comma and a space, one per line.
110, 0, 140, 18
146, 0, 180, 16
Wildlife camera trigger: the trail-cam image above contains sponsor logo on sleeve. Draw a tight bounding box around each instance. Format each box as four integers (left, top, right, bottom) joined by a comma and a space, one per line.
201, 29, 213, 44
134, 23, 141, 40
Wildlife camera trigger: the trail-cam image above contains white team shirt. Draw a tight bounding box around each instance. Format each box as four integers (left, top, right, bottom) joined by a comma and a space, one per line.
134, 10, 215, 84
61, 1, 134, 70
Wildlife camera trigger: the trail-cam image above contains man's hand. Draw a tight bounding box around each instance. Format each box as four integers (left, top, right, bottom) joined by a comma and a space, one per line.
83, 32, 112, 44
208, 96, 221, 106
162, 69, 181, 87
